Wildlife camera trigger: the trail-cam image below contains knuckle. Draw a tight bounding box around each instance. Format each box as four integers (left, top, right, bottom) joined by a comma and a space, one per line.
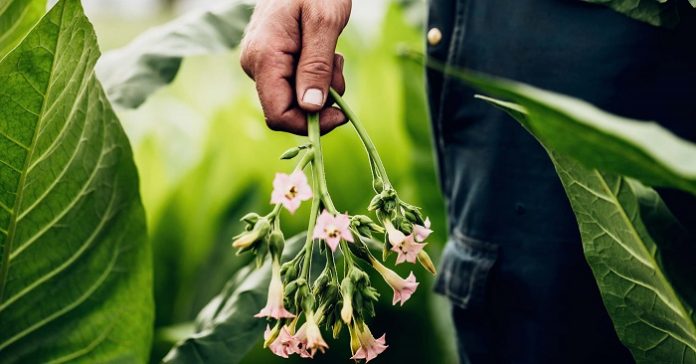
300, 57, 333, 78
239, 39, 257, 76
265, 117, 283, 131
303, 2, 349, 30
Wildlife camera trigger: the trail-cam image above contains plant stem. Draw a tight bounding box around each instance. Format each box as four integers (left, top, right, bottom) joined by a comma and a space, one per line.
329, 88, 392, 188
308, 113, 339, 213
308, 113, 355, 277
300, 163, 321, 280
294, 149, 314, 171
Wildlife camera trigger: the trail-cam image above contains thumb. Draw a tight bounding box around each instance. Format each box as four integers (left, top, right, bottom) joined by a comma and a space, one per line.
295, 5, 349, 112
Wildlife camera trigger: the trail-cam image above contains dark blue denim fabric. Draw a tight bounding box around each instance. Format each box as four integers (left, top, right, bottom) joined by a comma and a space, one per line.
427, 1, 696, 363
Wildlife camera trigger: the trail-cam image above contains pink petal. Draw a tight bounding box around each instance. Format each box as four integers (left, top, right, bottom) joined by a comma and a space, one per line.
391, 272, 419, 306
282, 198, 301, 214
334, 213, 351, 229
296, 184, 312, 200
351, 348, 368, 360
264, 325, 272, 341
254, 305, 296, 319
273, 173, 290, 191
315, 210, 333, 229
413, 218, 433, 242
388, 229, 406, 246
289, 170, 308, 186
341, 229, 354, 242
326, 235, 340, 252
270, 189, 284, 204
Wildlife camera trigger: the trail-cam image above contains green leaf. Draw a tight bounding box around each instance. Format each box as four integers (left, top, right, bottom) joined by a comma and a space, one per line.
551, 154, 696, 363
0, 0, 152, 362
479, 94, 696, 363
442, 66, 696, 196
0, 0, 45, 60
162, 234, 304, 364
582, 0, 679, 27
95, 0, 254, 109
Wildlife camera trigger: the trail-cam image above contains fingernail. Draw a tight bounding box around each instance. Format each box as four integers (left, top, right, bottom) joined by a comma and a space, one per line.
303, 88, 324, 106
337, 56, 345, 71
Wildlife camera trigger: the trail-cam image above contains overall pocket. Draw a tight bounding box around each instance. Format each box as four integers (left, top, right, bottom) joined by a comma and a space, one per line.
434, 230, 498, 309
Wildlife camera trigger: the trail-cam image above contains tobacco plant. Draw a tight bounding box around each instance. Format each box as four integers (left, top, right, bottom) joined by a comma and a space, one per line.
230, 91, 436, 361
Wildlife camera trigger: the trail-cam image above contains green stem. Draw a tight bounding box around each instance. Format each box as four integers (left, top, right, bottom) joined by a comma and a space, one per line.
308, 113, 339, 213
329, 88, 392, 188
308, 112, 359, 276
300, 161, 321, 280
294, 149, 314, 171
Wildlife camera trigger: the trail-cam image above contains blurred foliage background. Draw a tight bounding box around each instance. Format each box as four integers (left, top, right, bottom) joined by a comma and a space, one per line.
87, 0, 456, 362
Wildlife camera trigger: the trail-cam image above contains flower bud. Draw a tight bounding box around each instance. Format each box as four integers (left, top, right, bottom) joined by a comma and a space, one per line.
357, 225, 372, 238
399, 220, 413, 234
368, 222, 385, 234
372, 177, 384, 193
417, 250, 437, 275
280, 146, 301, 160
332, 321, 343, 339
240, 212, 261, 226
382, 241, 390, 261
263, 324, 280, 348
348, 322, 361, 356
254, 241, 269, 268
232, 218, 271, 250
284, 280, 298, 297
367, 194, 383, 211
340, 277, 354, 324
268, 230, 285, 257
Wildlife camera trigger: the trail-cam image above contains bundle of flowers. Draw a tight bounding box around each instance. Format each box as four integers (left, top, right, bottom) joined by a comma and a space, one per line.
231, 90, 436, 362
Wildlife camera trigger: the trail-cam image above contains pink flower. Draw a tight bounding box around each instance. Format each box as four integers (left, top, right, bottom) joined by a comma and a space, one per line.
271, 171, 312, 213
255, 258, 295, 319
267, 325, 295, 358
350, 323, 388, 362
384, 220, 406, 246
390, 234, 426, 264
292, 313, 328, 357
371, 259, 419, 306
305, 312, 329, 355
413, 217, 433, 242
312, 210, 353, 252
289, 323, 313, 358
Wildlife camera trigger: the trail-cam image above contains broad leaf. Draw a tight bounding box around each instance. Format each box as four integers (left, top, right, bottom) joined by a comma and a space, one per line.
163, 234, 304, 364
476, 92, 696, 363
436, 64, 696, 196
95, 0, 254, 109
552, 155, 696, 363
0, 0, 45, 60
0, 0, 152, 362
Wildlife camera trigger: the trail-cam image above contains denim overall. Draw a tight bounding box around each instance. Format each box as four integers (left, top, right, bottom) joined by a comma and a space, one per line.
426, 1, 696, 363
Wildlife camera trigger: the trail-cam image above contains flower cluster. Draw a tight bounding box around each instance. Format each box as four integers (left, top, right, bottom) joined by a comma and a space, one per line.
231, 91, 436, 362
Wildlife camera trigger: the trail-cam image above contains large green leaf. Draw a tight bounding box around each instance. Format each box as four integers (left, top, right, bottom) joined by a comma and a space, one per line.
95, 0, 254, 109
550, 153, 696, 363
472, 87, 696, 363
0, 0, 152, 362
429, 63, 696, 196
0, 0, 44, 61
162, 234, 304, 364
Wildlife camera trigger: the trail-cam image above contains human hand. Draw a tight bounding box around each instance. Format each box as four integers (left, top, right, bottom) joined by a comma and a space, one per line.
240, 0, 352, 135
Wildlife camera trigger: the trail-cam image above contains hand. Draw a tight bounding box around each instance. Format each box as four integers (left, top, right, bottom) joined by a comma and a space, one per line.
240, 0, 352, 135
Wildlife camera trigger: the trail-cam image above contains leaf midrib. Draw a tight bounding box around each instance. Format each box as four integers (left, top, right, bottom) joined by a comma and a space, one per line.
0, 2, 65, 302
593, 171, 696, 350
